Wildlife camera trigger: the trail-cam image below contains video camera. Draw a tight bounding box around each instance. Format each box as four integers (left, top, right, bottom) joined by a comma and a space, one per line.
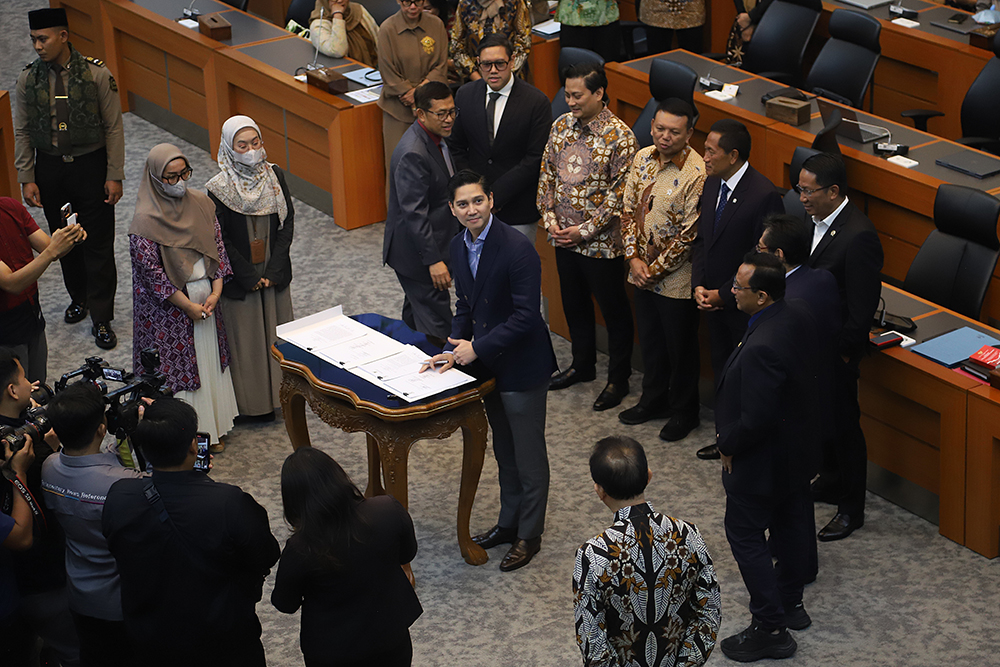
0, 406, 51, 455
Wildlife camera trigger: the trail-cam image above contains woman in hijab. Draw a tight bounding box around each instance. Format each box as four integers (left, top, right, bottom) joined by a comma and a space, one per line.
309, 0, 379, 66
449, 0, 532, 81
130, 143, 239, 447
206, 116, 294, 422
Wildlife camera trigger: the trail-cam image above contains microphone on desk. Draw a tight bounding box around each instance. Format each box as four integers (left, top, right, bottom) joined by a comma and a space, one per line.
699, 64, 728, 91
306, 7, 324, 71
183, 0, 200, 19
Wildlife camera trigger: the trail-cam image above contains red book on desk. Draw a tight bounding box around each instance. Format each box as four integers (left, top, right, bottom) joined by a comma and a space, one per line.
969, 345, 1000, 369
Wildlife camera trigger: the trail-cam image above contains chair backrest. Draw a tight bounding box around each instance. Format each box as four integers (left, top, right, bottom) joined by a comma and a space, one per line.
903, 184, 1000, 319
551, 47, 605, 121
742, 1, 820, 85
804, 10, 881, 109
631, 59, 698, 148
782, 146, 820, 219
362, 0, 402, 25
222, 0, 250, 10
961, 31, 1000, 142
286, 0, 314, 26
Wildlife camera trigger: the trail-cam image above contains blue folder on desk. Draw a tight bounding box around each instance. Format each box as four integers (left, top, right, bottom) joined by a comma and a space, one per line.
910, 327, 1000, 368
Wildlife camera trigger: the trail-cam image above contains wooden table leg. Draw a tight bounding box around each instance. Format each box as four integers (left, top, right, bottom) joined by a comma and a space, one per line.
457, 401, 489, 566
377, 434, 411, 510
280, 382, 311, 450
365, 433, 386, 499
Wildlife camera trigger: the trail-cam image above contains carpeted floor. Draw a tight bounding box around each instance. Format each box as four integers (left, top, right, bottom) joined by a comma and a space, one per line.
4, 2, 1000, 665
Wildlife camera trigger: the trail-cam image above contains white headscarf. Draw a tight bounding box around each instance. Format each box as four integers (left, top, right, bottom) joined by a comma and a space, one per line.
205, 115, 289, 224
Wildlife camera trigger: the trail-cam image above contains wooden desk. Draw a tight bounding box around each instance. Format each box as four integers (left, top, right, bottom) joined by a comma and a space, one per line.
271, 316, 495, 567
966, 385, 1000, 558
529, 33, 561, 100
605, 50, 1000, 324
0, 92, 18, 200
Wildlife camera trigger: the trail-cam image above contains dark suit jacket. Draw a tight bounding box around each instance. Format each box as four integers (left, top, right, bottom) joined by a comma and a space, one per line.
446, 217, 556, 391
715, 300, 817, 496
449, 78, 552, 226
209, 165, 294, 300
805, 202, 884, 359
786, 264, 840, 338
383, 122, 460, 281
691, 165, 783, 310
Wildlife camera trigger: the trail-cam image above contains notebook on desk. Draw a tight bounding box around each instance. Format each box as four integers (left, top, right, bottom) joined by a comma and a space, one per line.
816, 98, 890, 144
930, 19, 981, 34
839, 0, 892, 9
935, 150, 1000, 179
910, 326, 1000, 367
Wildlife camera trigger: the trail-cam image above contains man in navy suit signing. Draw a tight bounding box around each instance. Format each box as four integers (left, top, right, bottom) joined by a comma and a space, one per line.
422, 170, 557, 572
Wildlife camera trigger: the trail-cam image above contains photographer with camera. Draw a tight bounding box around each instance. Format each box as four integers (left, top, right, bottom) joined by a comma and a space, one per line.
41, 382, 144, 667
0, 435, 36, 662
102, 398, 279, 667
1, 196, 86, 383
0, 347, 81, 666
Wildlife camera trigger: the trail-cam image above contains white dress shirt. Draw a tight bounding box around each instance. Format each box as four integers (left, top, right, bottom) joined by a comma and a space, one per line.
485, 75, 515, 137
715, 160, 750, 211
811, 196, 850, 254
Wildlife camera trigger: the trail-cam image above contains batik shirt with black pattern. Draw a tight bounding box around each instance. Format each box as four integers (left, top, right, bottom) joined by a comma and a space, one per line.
573, 502, 721, 667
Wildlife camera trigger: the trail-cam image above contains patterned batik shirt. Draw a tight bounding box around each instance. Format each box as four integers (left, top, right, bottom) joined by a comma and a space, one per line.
556, 0, 620, 27
573, 502, 721, 667
537, 106, 639, 259
622, 145, 705, 300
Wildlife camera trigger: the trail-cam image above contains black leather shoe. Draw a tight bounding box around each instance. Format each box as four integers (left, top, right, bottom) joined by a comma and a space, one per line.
472, 524, 517, 549
618, 403, 669, 425
92, 322, 117, 350
817, 512, 863, 542
659, 417, 699, 442
696, 444, 720, 460
549, 367, 596, 391
593, 382, 629, 411
64, 302, 88, 324
499, 536, 541, 572
721, 622, 796, 662
785, 603, 812, 631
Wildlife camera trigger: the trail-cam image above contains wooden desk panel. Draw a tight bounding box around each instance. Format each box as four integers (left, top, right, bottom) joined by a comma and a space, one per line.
967, 386, 1000, 558
529, 34, 561, 101
0, 92, 18, 200
53, 0, 107, 62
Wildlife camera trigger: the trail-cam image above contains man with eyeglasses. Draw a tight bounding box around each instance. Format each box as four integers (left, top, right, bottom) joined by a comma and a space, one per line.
450, 34, 552, 242
797, 152, 883, 543
14, 7, 125, 350
383, 81, 462, 341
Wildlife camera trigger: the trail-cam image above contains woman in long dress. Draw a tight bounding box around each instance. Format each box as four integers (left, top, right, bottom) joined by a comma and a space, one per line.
130, 143, 239, 446
207, 115, 295, 421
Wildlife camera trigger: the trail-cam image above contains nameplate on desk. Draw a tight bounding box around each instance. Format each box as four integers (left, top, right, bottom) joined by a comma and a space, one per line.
891, 17, 920, 28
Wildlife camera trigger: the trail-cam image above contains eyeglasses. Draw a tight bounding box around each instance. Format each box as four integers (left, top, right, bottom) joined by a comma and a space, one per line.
755, 242, 770, 254
400, 0, 423, 6
732, 279, 755, 292
161, 167, 193, 185
793, 184, 831, 197
425, 107, 459, 121
479, 59, 510, 72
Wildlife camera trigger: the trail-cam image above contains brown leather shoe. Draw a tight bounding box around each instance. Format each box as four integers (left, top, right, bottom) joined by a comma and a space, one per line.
499, 537, 541, 572
472, 524, 517, 549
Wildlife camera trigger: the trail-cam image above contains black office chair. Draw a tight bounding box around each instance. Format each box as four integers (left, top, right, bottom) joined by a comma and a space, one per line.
286, 0, 313, 26
900, 32, 1000, 155
620, 0, 647, 61
630, 59, 698, 149
551, 47, 605, 121
741, 0, 820, 85
782, 146, 820, 219
804, 9, 881, 109
222, 0, 250, 11
903, 184, 1000, 319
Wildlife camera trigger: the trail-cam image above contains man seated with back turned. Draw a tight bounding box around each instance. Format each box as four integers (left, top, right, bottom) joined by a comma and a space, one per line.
41, 382, 144, 667
102, 398, 279, 667
574, 435, 721, 667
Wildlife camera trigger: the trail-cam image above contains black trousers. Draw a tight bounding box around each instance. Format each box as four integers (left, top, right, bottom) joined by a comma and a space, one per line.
725, 485, 814, 629
554, 248, 634, 384
634, 289, 700, 421
819, 356, 868, 517
559, 22, 622, 63
306, 630, 412, 667
705, 306, 748, 389
72, 612, 137, 667
645, 25, 704, 55
35, 148, 117, 323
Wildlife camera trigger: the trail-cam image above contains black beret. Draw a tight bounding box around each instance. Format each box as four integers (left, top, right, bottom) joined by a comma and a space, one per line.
29, 8, 69, 30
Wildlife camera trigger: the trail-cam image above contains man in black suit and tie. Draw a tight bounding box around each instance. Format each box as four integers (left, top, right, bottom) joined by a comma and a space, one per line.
382, 81, 461, 341
692, 120, 782, 460
716, 253, 817, 663
449, 34, 552, 241
422, 170, 557, 572
798, 152, 884, 542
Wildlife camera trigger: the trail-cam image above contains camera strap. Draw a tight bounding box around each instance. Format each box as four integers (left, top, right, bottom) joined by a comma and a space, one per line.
142, 481, 214, 575
2, 467, 48, 532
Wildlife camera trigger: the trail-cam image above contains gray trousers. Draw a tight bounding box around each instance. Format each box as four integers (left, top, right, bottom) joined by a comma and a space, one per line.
10, 328, 48, 384
484, 379, 550, 540
395, 271, 453, 340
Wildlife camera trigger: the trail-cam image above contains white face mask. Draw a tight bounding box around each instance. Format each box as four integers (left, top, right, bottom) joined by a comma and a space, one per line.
233, 147, 267, 167
161, 179, 187, 198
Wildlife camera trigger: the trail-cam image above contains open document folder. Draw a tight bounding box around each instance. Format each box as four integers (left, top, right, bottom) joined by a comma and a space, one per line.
276, 306, 475, 402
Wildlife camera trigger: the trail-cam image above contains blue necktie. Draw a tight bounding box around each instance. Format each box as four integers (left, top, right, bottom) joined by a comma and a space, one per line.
714, 182, 730, 234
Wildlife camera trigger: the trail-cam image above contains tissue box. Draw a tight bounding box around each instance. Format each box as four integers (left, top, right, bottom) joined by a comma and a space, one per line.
198, 13, 232, 40
970, 24, 999, 51
765, 96, 811, 126
305, 68, 350, 95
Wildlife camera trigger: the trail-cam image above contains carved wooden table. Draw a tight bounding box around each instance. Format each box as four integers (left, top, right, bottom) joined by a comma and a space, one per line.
270, 315, 495, 566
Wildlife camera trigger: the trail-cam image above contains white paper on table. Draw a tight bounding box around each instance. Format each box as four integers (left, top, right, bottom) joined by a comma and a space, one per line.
316, 332, 407, 368
533, 19, 561, 35
344, 85, 382, 104
356, 346, 433, 381
178, 18, 199, 28
382, 366, 475, 402
276, 306, 369, 352
891, 17, 919, 28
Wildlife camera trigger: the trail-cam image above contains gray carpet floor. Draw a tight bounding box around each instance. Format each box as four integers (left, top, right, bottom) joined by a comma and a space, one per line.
5, 2, 1000, 664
